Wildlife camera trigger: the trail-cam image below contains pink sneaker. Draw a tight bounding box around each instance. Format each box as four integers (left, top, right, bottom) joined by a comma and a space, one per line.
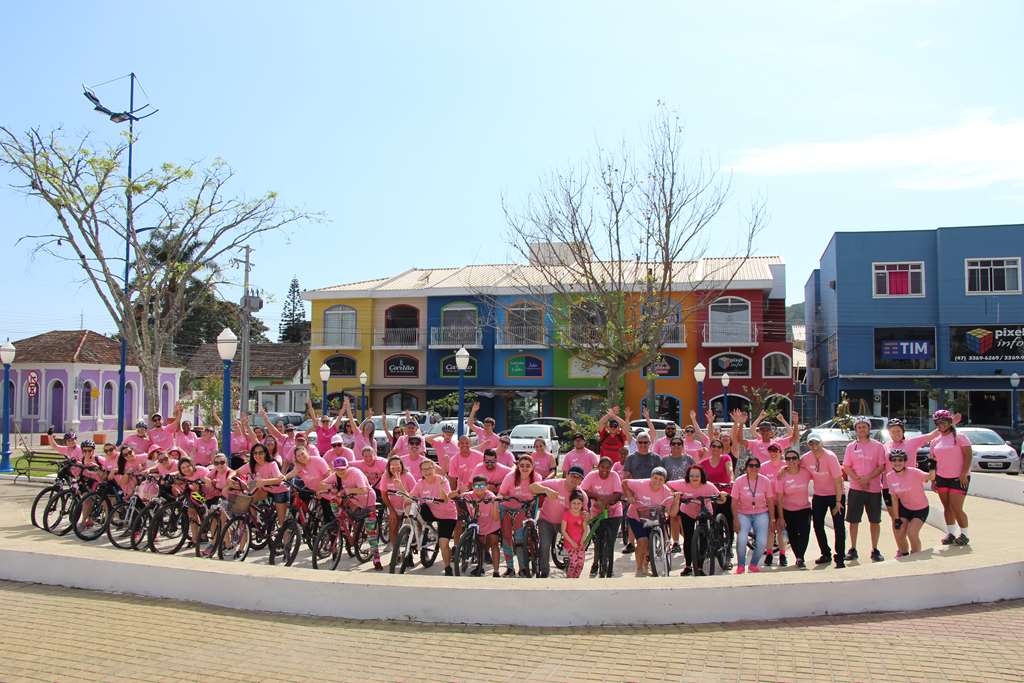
749, 565, 761, 573
734, 565, 746, 575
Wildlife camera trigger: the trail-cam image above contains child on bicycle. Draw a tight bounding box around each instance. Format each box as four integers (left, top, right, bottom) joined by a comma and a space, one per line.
463, 475, 501, 577
561, 491, 588, 578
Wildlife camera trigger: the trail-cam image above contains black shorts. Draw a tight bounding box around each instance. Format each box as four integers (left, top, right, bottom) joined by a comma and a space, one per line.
881, 489, 893, 507
934, 475, 970, 494
846, 489, 882, 524
898, 503, 929, 523
420, 505, 456, 539
627, 517, 651, 539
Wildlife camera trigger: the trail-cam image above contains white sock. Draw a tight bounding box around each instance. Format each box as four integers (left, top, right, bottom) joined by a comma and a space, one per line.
946, 524, 957, 535
960, 526, 968, 538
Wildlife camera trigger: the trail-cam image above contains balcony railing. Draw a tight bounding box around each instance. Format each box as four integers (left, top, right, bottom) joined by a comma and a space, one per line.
660, 325, 685, 346
560, 325, 604, 347
311, 327, 360, 348
702, 322, 759, 346
429, 326, 483, 348
371, 327, 423, 349
496, 325, 549, 347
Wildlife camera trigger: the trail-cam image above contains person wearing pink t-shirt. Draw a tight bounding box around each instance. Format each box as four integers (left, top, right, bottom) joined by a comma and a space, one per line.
669, 464, 724, 576
929, 410, 972, 546
284, 447, 331, 493
493, 437, 517, 468
467, 401, 500, 453
560, 492, 589, 578
581, 457, 623, 578
323, 436, 355, 470
497, 455, 541, 577
147, 402, 182, 452
52, 432, 83, 462
732, 456, 776, 573
562, 435, 599, 476
306, 396, 341, 452
411, 459, 457, 575
390, 420, 423, 457
171, 417, 198, 458
530, 467, 589, 578
776, 449, 813, 567
379, 456, 417, 544
233, 443, 288, 526
760, 443, 788, 567
203, 453, 232, 503
425, 424, 459, 476
448, 436, 484, 491
121, 423, 151, 457
192, 426, 218, 466
621, 468, 678, 577
399, 437, 430, 482
801, 435, 847, 568
884, 448, 935, 556
321, 456, 382, 570
528, 440, 557, 479
351, 445, 388, 492
461, 477, 502, 577
842, 418, 888, 563
469, 450, 513, 493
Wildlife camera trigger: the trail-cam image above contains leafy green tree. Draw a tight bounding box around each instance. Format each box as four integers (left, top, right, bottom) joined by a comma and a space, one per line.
428, 391, 478, 417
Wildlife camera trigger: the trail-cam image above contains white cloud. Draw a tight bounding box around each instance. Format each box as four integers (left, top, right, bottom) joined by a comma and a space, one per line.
731, 111, 1024, 190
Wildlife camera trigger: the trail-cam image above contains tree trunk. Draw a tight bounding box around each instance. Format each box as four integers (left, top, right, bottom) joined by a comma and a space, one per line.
140, 357, 161, 420
605, 367, 623, 409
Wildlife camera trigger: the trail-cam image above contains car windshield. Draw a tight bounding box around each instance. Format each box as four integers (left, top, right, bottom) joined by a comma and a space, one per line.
372, 416, 400, 431
961, 429, 1006, 446
510, 425, 549, 439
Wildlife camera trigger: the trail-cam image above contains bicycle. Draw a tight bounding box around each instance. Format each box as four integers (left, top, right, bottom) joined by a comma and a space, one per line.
550, 508, 608, 572
498, 496, 542, 578
635, 504, 673, 577
217, 491, 256, 562
148, 477, 207, 555
70, 470, 114, 541
452, 496, 489, 577
40, 462, 99, 537
679, 495, 731, 576
31, 458, 80, 528
387, 491, 440, 574
106, 474, 161, 550
310, 494, 372, 570
270, 479, 329, 566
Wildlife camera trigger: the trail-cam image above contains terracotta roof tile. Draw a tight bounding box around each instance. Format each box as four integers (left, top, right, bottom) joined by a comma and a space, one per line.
187, 342, 308, 380
11, 330, 182, 367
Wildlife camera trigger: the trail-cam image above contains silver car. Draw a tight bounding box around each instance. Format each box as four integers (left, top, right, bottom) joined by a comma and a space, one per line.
957, 427, 1022, 474
802, 417, 889, 462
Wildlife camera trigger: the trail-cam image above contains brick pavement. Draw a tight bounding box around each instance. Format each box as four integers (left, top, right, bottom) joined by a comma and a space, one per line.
2, 579, 1022, 682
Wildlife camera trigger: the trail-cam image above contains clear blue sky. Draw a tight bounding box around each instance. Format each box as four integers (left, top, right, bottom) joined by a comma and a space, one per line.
2, 1, 1022, 342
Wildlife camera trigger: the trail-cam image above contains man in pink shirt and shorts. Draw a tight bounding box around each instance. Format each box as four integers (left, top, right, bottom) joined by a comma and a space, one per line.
842, 416, 888, 563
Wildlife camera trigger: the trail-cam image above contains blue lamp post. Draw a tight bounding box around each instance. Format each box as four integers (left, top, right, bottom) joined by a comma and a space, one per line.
216, 328, 238, 458
359, 372, 368, 422
693, 361, 706, 428
1012, 373, 1020, 432
319, 363, 331, 418
0, 341, 15, 473
455, 346, 470, 438
721, 372, 731, 420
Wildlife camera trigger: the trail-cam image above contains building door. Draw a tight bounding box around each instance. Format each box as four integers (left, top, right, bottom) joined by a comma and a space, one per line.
969, 390, 1010, 426
879, 390, 929, 431
124, 383, 135, 427
49, 381, 65, 432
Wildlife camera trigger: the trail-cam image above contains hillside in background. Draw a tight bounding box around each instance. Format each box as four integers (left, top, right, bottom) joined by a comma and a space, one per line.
786, 302, 804, 325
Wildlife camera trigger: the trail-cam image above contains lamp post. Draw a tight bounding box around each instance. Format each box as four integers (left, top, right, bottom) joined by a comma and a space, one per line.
1012, 373, 1020, 432
359, 372, 368, 422
693, 362, 707, 428
455, 346, 470, 438
721, 372, 731, 420
216, 328, 238, 458
319, 363, 331, 417
0, 341, 15, 473
83, 75, 157, 446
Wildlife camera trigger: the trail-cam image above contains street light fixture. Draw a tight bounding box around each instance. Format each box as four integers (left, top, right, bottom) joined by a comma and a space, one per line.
217, 328, 238, 457
721, 372, 731, 419
0, 341, 15, 473
693, 362, 707, 428
359, 371, 368, 422
319, 363, 331, 418
455, 346, 470, 438
1012, 372, 1020, 432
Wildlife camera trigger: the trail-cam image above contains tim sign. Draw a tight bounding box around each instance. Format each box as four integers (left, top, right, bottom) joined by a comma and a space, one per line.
950, 324, 1024, 362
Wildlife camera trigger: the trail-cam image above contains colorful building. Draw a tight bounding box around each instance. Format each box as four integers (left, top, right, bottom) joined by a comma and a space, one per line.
303, 258, 792, 430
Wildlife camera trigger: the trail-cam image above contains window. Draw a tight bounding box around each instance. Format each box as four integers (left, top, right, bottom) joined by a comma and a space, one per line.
569, 394, 604, 421
325, 355, 357, 377
640, 394, 682, 425
965, 258, 1021, 294
102, 382, 115, 416
569, 302, 606, 345
384, 391, 418, 414
323, 305, 358, 346
438, 303, 479, 346
642, 299, 684, 345
872, 262, 924, 297
383, 305, 419, 346
290, 390, 309, 413
259, 391, 288, 412
506, 302, 545, 344
763, 352, 792, 378
708, 297, 751, 344
80, 381, 94, 417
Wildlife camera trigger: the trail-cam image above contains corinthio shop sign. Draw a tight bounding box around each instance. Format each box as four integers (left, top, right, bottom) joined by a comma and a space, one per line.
950, 324, 1024, 362
384, 355, 418, 378
441, 354, 477, 378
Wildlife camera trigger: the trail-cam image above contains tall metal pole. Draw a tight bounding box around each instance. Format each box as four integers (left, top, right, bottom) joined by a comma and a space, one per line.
723, 384, 730, 419
238, 245, 252, 419
697, 380, 705, 428
1, 362, 12, 472
457, 369, 466, 438
1013, 384, 1019, 432
322, 377, 329, 417
360, 382, 367, 422
222, 359, 232, 457
116, 72, 136, 445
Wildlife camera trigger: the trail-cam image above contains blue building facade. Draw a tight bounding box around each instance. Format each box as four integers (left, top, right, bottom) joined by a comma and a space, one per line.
804, 225, 1024, 430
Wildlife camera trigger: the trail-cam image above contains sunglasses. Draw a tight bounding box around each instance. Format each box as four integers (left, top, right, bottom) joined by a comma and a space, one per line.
747, 463, 761, 468
710, 443, 723, 449
637, 440, 650, 445
214, 460, 227, 465
784, 456, 799, 461
472, 483, 487, 489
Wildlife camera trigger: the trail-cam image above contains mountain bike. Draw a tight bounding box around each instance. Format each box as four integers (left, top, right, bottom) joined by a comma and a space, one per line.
310, 494, 372, 570
680, 495, 731, 576
106, 474, 160, 550
270, 479, 329, 566
71, 472, 114, 541
40, 462, 99, 537
388, 491, 440, 574
635, 504, 673, 577
452, 497, 489, 577
148, 477, 207, 555
551, 508, 608, 572
498, 496, 542, 578
31, 458, 81, 528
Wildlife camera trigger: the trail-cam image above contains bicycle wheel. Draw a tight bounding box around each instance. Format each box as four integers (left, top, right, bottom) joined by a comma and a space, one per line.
390, 525, 413, 574
712, 513, 732, 573
353, 518, 373, 563
249, 504, 275, 551
648, 528, 665, 577
419, 525, 440, 568
31, 485, 61, 528
73, 492, 111, 541
453, 528, 477, 576
376, 503, 390, 545
108, 502, 140, 549
196, 514, 223, 559
219, 517, 252, 561
149, 504, 188, 555
524, 522, 540, 578
302, 503, 325, 552
691, 523, 711, 576
312, 522, 342, 570
270, 519, 301, 567
551, 530, 568, 571
43, 490, 74, 536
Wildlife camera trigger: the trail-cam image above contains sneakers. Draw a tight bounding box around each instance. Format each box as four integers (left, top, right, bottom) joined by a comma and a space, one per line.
870, 549, 884, 562
623, 543, 636, 554
833, 554, 846, 569
778, 553, 788, 567
492, 570, 500, 578
681, 566, 693, 576
764, 552, 774, 566
941, 533, 956, 545
749, 565, 761, 573
814, 554, 832, 566
954, 534, 970, 546
795, 558, 806, 568
444, 566, 454, 576
470, 566, 485, 577
503, 568, 517, 577
373, 561, 383, 571
895, 551, 908, 558
844, 548, 859, 561
670, 542, 682, 554
735, 565, 746, 575
590, 564, 599, 577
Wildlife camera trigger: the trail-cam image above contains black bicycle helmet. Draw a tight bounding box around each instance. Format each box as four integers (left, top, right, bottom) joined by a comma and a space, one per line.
887, 418, 904, 428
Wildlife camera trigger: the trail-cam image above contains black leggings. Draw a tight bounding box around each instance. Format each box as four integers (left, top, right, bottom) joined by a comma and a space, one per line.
812, 494, 846, 560
680, 514, 697, 566
593, 516, 621, 577
782, 507, 812, 561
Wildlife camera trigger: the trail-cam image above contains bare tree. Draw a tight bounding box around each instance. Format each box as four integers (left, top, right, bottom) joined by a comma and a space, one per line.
0, 126, 318, 411
500, 106, 765, 406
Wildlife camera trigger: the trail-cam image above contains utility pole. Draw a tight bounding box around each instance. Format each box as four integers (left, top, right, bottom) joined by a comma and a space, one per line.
237, 245, 263, 420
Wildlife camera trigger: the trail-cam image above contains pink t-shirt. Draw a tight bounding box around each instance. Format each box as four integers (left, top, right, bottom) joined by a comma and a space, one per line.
449, 450, 484, 490
930, 432, 972, 479
801, 450, 842, 497
173, 429, 197, 457
538, 478, 589, 525
843, 439, 888, 493
353, 431, 376, 458
411, 476, 457, 520
322, 468, 376, 508
148, 425, 175, 451
315, 424, 339, 450
390, 434, 422, 457
193, 436, 218, 466
292, 455, 332, 491
581, 469, 624, 518
682, 438, 706, 461
652, 436, 674, 458
470, 463, 513, 492
53, 443, 83, 462
623, 478, 676, 521
494, 448, 516, 468
529, 451, 556, 479
760, 457, 785, 480
884, 467, 931, 510
324, 445, 355, 467
473, 430, 500, 452
379, 471, 417, 508
669, 480, 720, 519
561, 448, 599, 475
777, 468, 813, 511
204, 466, 232, 499
121, 434, 151, 455
563, 509, 586, 545
733, 474, 774, 515
80, 455, 105, 482
462, 491, 500, 535
431, 438, 460, 474
498, 470, 539, 505
400, 454, 430, 482
235, 460, 286, 493
745, 436, 792, 463
351, 455, 388, 489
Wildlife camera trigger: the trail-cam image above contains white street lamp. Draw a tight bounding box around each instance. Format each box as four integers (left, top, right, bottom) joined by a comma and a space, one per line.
693, 362, 706, 427
456, 347, 470, 437
721, 372, 731, 418
215, 328, 238, 456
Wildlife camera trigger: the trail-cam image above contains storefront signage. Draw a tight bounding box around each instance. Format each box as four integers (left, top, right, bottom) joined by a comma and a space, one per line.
507, 355, 543, 378
384, 355, 419, 378
568, 356, 605, 379
441, 354, 477, 378
950, 324, 1024, 362
874, 327, 936, 370
643, 354, 681, 378
709, 352, 751, 378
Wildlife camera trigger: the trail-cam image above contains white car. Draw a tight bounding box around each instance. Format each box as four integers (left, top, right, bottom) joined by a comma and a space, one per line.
958, 427, 1022, 474
422, 419, 477, 460
508, 423, 559, 457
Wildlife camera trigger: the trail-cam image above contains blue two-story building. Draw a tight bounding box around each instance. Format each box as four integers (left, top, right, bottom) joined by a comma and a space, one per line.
804, 224, 1024, 430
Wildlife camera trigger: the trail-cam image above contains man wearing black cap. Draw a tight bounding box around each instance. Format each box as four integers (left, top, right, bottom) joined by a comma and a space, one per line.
531, 465, 589, 578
